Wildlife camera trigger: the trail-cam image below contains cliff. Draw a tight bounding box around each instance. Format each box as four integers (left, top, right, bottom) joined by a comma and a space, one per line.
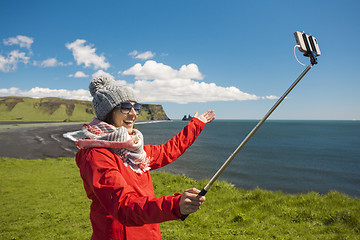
0, 96, 170, 122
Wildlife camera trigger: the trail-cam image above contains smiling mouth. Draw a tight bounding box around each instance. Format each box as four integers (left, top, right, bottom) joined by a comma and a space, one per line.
123, 120, 134, 126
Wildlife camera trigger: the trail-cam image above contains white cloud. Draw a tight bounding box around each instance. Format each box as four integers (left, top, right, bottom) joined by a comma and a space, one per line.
40, 58, 58, 67
66, 39, 110, 70
0, 87, 21, 96
136, 51, 155, 60
92, 70, 114, 80
133, 78, 260, 104
0, 87, 91, 101
178, 63, 204, 80
128, 50, 138, 57
92, 70, 128, 86
123, 60, 204, 80
129, 50, 155, 60
68, 71, 89, 78
34, 58, 72, 67
122, 60, 263, 104
0, 50, 30, 72
0, 59, 276, 104
262, 95, 278, 100
3, 35, 34, 49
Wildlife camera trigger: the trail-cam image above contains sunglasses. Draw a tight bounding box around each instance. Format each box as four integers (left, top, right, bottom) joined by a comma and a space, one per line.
116, 102, 141, 115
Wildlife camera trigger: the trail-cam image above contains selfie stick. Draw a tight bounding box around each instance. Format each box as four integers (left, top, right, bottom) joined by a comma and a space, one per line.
181, 32, 320, 221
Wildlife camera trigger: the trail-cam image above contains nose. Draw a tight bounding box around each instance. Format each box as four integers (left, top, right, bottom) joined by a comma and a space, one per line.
128, 107, 137, 116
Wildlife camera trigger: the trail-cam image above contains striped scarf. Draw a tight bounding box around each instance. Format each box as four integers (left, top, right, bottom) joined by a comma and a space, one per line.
76, 118, 151, 173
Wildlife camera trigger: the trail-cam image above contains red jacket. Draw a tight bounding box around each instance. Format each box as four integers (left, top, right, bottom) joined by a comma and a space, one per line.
75, 118, 205, 240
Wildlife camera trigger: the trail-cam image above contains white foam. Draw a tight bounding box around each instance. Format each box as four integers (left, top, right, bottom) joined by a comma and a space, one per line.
35, 135, 45, 144
50, 134, 61, 143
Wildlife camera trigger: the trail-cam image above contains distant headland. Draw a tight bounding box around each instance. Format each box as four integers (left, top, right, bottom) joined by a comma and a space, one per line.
0, 96, 170, 122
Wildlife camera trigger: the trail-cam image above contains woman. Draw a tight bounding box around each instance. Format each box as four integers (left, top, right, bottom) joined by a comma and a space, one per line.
75, 76, 215, 240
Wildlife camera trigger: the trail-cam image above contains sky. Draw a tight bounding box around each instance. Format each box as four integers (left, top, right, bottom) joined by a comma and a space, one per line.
1, 0, 359, 120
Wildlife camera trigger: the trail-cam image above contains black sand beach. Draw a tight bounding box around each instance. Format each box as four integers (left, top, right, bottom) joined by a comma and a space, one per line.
0, 123, 83, 159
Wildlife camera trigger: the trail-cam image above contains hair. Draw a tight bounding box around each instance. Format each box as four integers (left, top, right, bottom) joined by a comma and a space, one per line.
103, 108, 116, 125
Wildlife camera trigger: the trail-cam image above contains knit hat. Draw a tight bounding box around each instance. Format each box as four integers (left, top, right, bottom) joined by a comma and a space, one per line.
89, 76, 139, 120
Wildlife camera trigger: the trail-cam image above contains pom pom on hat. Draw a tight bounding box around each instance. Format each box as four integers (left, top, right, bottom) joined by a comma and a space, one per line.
89, 76, 139, 120
89, 76, 114, 97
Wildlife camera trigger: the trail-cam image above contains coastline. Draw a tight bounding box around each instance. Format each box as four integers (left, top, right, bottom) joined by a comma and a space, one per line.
0, 123, 83, 159
0, 120, 171, 159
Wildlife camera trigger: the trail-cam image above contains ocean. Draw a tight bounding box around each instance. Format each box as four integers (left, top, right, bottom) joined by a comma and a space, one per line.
137, 120, 360, 198
66, 120, 360, 198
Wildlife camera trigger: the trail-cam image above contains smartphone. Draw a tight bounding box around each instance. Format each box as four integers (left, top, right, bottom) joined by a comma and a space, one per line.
308, 35, 321, 56
294, 31, 308, 53
294, 31, 321, 56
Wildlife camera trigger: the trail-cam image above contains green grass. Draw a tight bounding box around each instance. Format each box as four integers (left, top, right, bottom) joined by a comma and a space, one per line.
0, 157, 91, 239
1, 157, 359, 239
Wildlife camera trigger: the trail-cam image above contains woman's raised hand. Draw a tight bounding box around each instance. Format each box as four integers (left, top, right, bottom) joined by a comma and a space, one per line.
194, 110, 215, 124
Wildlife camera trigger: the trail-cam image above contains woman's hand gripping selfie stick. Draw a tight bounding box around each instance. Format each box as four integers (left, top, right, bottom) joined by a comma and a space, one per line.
181, 32, 320, 221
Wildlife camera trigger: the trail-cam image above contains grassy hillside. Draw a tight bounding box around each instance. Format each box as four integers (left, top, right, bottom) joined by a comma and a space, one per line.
137, 103, 169, 121
1, 157, 359, 239
0, 96, 169, 122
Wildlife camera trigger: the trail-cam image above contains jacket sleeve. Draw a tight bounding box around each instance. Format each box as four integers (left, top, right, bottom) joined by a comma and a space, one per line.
144, 117, 205, 170
80, 148, 183, 226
